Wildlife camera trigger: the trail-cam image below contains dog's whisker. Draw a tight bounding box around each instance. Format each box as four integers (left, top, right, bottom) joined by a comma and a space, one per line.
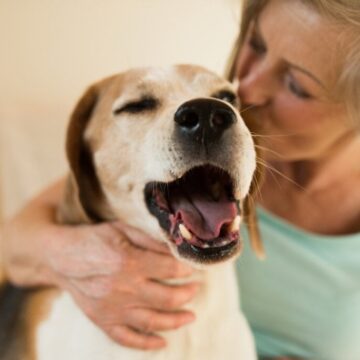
250, 132, 297, 139
251, 172, 263, 201
239, 104, 256, 114
254, 144, 283, 158
250, 128, 314, 139
256, 159, 305, 191
259, 160, 283, 191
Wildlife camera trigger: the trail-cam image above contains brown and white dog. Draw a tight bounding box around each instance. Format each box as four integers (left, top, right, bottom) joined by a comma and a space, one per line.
0, 65, 264, 360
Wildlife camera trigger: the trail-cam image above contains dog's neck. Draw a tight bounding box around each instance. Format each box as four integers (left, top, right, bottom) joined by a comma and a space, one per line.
57, 175, 116, 225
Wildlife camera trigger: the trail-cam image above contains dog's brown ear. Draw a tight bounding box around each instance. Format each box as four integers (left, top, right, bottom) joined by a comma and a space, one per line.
242, 113, 266, 260
58, 85, 106, 224
243, 165, 265, 260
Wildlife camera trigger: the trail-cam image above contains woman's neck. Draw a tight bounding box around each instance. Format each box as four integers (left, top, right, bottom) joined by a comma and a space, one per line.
291, 133, 360, 191
259, 133, 360, 235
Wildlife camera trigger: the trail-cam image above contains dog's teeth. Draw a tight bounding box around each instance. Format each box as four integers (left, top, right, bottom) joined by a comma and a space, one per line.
179, 224, 192, 240
216, 240, 230, 247
229, 215, 241, 233
202, 243, 210, 248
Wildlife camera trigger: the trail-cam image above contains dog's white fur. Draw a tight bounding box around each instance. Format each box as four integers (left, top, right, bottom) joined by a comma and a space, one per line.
37, 267, 255, 360
35, 65, 258, 360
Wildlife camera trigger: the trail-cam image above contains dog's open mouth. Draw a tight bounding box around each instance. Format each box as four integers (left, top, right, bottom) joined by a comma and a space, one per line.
145, 165, 242, 263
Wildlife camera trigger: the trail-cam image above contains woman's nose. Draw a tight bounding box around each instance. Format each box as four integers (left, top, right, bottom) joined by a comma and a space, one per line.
237, 61, 276, 107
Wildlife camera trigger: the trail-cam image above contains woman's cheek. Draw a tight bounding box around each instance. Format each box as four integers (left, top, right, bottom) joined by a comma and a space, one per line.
273, 94, 314, 132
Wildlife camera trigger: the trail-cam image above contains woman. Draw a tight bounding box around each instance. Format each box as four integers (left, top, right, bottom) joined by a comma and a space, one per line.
2, 0, 360, 358
231, 0, 360, 358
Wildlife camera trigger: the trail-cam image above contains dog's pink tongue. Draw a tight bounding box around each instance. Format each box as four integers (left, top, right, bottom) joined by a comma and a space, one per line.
169, 184, 237, 240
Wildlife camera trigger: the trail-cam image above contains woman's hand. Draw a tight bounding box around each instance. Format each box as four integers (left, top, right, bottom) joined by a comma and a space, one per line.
47, 221, 198, 350
1, 179, 198, 350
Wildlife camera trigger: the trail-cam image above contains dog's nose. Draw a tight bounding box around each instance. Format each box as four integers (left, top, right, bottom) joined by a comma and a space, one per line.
174, 98, 237, 146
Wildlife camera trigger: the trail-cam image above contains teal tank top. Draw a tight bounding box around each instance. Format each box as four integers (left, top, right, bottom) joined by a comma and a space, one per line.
236, 207, 360, 360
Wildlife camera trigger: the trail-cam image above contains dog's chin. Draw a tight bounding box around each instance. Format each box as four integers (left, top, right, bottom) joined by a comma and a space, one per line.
144, 164, 243, 265
166, 237, 243, 268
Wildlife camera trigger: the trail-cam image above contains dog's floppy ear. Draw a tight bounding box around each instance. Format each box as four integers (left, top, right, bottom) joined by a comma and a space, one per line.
242, 113, 266, 260
58, 84, 106, 224
243, 163, 265, 260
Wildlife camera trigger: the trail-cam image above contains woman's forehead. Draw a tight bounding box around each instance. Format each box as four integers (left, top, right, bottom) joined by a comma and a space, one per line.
258, 0, 344, 89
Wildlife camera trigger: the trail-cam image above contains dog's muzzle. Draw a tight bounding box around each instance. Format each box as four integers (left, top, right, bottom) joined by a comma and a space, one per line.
144, 98, 245, 265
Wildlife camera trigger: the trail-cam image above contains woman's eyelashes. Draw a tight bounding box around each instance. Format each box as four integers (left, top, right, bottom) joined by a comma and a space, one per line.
285, 73, 312, 100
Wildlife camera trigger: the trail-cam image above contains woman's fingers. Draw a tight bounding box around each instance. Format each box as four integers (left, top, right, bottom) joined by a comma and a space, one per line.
125, 308, 195, 333
133, 250, 194, 280
110, 221, 170, 254
109, 308, 196, 349
108, 325, 166, 350
47, 219, 201, 351
139, 280, 200, 310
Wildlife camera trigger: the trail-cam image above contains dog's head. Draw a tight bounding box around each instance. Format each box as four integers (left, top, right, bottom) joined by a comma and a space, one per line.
59, 65, 264, 266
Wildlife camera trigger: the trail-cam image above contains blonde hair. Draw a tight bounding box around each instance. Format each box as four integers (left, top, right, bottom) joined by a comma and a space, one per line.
226, 0, 360, 125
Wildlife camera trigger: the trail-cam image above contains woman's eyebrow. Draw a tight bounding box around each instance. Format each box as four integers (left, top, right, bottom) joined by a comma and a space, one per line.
254, 17, 325, 89
287, 63, 325, 89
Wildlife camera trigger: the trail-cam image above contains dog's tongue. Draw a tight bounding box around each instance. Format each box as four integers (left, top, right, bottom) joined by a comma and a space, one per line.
169, 182, 237, 240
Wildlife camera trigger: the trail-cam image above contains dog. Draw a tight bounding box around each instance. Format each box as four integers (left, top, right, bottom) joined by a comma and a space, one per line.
0, 65, 264, 360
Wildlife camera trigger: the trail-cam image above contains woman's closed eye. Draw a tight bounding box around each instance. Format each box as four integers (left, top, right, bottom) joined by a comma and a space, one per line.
284, 73, 312, 100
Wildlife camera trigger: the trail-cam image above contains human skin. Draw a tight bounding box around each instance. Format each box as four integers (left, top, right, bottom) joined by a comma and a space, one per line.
1, 0, 360, 356
235, 0, 360, 235
1, 180, 198, 349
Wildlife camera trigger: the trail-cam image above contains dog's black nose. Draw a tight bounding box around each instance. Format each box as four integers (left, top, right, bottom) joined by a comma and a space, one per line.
174, 98, 237, 146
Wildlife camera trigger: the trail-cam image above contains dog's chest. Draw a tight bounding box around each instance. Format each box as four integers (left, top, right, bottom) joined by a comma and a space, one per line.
35, 265, 256, 360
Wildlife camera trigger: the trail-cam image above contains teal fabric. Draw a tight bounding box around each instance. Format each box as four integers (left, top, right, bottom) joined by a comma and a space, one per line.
236, 207, 360, 360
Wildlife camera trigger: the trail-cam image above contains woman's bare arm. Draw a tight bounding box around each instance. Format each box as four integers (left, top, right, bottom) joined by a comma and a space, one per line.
1, 178, 65, 286
0, 178, 198, 349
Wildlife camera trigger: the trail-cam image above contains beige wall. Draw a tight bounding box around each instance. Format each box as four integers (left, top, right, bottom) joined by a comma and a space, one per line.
0, 0, 240, 220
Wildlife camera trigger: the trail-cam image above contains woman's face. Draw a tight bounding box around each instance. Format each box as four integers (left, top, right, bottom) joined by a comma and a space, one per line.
235, 0, 353, 161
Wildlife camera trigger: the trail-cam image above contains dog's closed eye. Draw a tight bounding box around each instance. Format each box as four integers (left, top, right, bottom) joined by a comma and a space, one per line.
113, 97, 159, 115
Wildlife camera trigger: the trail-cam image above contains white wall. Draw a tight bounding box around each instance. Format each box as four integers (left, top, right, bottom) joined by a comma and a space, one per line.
0, 0, 241, 219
